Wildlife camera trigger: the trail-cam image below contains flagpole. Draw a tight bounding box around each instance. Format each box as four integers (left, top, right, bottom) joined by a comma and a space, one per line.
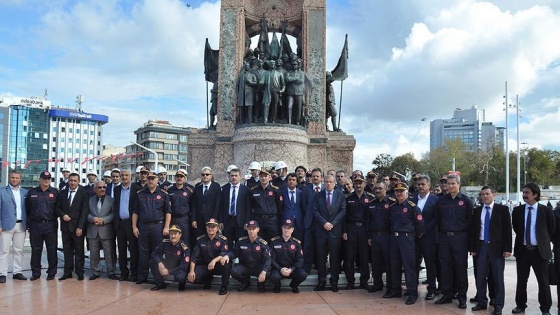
337, 80, 343, 130
206, 81, 209, 128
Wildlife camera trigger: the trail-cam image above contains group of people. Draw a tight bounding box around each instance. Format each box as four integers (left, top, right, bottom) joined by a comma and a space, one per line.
0, 162, 558, 315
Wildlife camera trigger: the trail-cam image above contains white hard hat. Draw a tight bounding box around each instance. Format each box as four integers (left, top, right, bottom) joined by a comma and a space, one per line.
111, 168, 121, 173
274, 161, 288, 170
176, 169, 188, 176
87, 169, 97, 176
226, 164, 238, 173
135, 166, 143, 173
157, 166, 167, 175
103, 171, 111, 177
248, 161, 261, 170
62, 168, 70, 173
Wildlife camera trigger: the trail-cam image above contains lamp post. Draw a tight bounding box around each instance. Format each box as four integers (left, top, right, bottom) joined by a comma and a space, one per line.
521, 142, 528, 185
131, 142, 158, 172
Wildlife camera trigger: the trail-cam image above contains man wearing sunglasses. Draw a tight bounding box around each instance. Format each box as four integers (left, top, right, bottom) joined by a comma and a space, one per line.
191, 167, 221, 242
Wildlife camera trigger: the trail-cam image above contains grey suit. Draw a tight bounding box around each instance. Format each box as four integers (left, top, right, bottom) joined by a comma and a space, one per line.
0, 185, 27, 276
87, 195, 115, 276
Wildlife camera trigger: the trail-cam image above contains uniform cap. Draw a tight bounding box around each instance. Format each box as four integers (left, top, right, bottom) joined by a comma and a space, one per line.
353, 174, 366, 182
175, 169, 188, 176
206, 218, 219, 226
366, 171, 377, 179
40, 171, 52, 179
390, 173, 400, 180
394, 182, 409, 191
139, 167, 150, 173
103, 171, 111, 177
439, 175, 447, 182
87, 169, 97, 176
259, 169, 270, 176
168, 225, 182, 233
146, 172, 157, 179
246, 220, 259, 228
282, 219, 294, 227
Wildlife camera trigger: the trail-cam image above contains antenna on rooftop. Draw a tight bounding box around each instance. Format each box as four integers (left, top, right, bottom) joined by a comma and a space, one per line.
44, 89, 48, 100
76, 95, 83, 111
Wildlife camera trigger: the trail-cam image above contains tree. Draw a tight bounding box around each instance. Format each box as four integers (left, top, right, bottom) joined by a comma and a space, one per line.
390, 153, 421, 179
371, 153, 394, 176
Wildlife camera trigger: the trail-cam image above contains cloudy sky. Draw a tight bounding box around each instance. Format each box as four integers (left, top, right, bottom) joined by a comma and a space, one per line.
1, 0, 559, 172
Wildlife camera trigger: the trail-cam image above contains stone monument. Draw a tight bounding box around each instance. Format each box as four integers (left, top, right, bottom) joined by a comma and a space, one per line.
189, 0, 355, 183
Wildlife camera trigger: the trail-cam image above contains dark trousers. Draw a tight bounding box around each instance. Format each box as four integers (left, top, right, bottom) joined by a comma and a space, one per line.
150, 260, 186, 285
316, 235, 341, 284
231, 264, 270, 286
438, 232, 469, 301
116, 219, 138, 278
270, 267, 308, 287
371, 233, 392, 291
473, 251, 495, 299
137, 222, 163, 281
554, 248, 560, 308
171, 216, 190, 245
515, 246, 552, 312
222, 216, 246, 249
390, 234, 418, 298
475, 242, 505, 310
345, 224, 370, 285
192, 262, 231, 286
61, 230, 85, 276
254, 216, 278, 242
29, 221, 58, 277
303, 228, 315, 273
415, 236, 437, 293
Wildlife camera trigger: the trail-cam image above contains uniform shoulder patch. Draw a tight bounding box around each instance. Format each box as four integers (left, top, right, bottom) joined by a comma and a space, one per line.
160, 190, 169, 195
270, 184, 279, 190
163, 239, 171, 242
388, 196, 396, 201
366, 192, 375, 198
345, 193, 353, 198
197, 235, 205, 240
407, 200, 417, 207
186, 187, 193, 193
258, 238, 268, 245
292, 237, 302, 244
270, 236, 280, 241
137, 188, 146, 194
180, 242, 188, 250
250, 185, 258, 191
239, 236, 248, 241
218, 234, 227, 240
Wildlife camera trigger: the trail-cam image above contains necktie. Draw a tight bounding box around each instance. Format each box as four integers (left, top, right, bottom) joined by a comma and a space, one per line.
229, 186, 236, 216
483, 206, 491, 243
97, 197, 102, 213
68, 190, 75, 206
204, 185, 208, 196
327, 192, 331, 210
315, 187, 320, 193
290, 191, 295, 205
525, 206, 533, 245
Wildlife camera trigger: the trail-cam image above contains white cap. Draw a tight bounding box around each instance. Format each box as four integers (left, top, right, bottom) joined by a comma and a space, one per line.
62, 168, 70, 173
248, 161, 261, 170
87, 169, 97, 176
111, 168, 121, 173
103, 171, 111, 177
226, 165, 238, 173
157, 166, 167, 175
274, 161, 288, 170
135, 165, 143, 173
176, 169, 188, 176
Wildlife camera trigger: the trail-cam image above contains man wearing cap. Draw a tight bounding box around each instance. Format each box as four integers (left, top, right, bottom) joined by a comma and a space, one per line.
56, 172, 88, 281
434, 174, 473, 309
313, 174, 346, 292
87, 180, 118, 280
167, 169, 194, 245
113, 169, 139, 282
0, 171, 28, 283
220, 168, 251, 249
103, 171, 112, 185
245, 162, 261, 188
192, 167, 221, 241
280, 173, 304, 241
157, 167, 171, 190
343, 174, 372, 290
367, 180, 392, 294
132, 172, 172, 284
84, 169, 97, 197
106, 168, 121, 198
384, 182, 425, 305
150, 225, 190, 291
272, 161, 288, 190
25, 171, 59, 281
231, 220, 271, 292
188, 218, 231, 295
364, 171, 378, 193
59, 168, 71, 191
134, 165, 143, 184
301, 167, 323, 273
270, 219, 308, 293
132, 167, 149, 191
437, 176, 448, 197
249, 169, 282, 242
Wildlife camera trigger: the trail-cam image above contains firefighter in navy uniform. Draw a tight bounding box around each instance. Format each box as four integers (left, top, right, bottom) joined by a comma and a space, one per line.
231, 220, 272, 292
149, 225, 190, 291
132, 172, 172, 284
249, 169, 283, 241
269, 219, 308, 293
367, 180, 392, 294
343, 174, 372, 290
166, 169, 193, 245
188, 218, 232, 295
384, 182, 425, 305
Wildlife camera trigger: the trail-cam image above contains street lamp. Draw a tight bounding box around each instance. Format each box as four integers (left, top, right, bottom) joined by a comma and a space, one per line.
521, 142, 528, 185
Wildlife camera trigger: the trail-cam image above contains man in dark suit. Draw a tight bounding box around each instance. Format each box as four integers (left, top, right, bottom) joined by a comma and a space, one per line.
469, 186, 512, 315
83, 169, 97, 197
220, 168, 251, 249
313, 174, 346, 292
301, 167, 323, 273
280, 173, 304, 241
106, 168, 121, 198
191, 167, 221, 242
113, 169, 138, 282
87, 181, 118, 280
56, 172, 88, 281
412, 174, 439, 300
511, 182, 555, 315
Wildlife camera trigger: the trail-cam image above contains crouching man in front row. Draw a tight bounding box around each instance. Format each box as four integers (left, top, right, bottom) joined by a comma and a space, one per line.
150, 225, 190, 291
231, 220, 271, 292
270, 219, 308, 293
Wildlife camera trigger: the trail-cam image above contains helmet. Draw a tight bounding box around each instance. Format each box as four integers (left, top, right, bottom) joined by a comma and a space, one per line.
87, 169, 97, 176
274, 161, 288, 170
103, 171, 111, 177
157, 166, 167, 175
135, 165, 143, 173
226, 164, 238, 173
248, 161, 261, 170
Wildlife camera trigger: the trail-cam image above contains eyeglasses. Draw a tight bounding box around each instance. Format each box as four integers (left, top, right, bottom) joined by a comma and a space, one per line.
176, 175, 185, 178
201, 173, 211, 176
97, 186, 107, 189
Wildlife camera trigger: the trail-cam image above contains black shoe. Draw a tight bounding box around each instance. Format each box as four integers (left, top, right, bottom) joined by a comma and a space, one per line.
345, 283, 354, 290
425, 292, 435, 300
77, 275, 84, 281
120, 274, 129, 281
421, 280, 429, 284
314, 282, 326, 291
291, 286, 300, 293
29, 275, 40, 281
493, 310, 502, 315
219, 285, 228, 295
490, 299, 495, 306
383, 293, 402, 298
470, 297, 478, 303
435, 297, 453, 304
541, 312, 551, 315
108, 274, 120, 280
472, 304, 488, 311
89, 275, 100, 280
59, 274, 72, 281
129, 277, 138, 283
511, 306, 525, 314
203, 281, 212, 289
273, 285, 280, 293
368, 286, 383, 293
452, 293, 458, 300
406, 297, 417, 305
359, 283, 369, 290
178, 282, 186, 291
458, 301, 467, 309
13, 273, 27, 280
238, 282, 250, 292
46, 275, 55, 281
331, 284, 339, 292
150, 283, 167, 291
136, 278, 147, 284
258, 285, 266, 293
0, 275, 6, 283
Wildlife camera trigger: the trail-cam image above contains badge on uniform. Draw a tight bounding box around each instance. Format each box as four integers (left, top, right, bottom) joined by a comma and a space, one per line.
177, 250, 181, 256
49, 193, 54, 198
256, 246, 261, 251
268, 191, 273, 196
458, 201, 464, 206
290, 244, 295, 250
403, 208, 408, 212
163, 254, 166, 260
417, 214, 423, 220
384, 204, 389, 208
185, 256, 189, 262
215, 241, 220, 247
183, 192, 187, 196
224, 244, 228, 250
279, 195, 283, 201
364, 198, 369, 203
156, 195, 161, 200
